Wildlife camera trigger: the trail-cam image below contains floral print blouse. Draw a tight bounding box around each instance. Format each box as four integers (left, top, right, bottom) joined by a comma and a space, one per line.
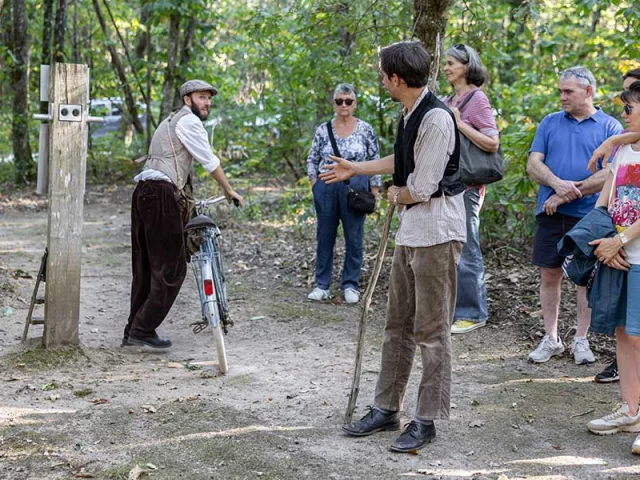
306, 119, 382, 187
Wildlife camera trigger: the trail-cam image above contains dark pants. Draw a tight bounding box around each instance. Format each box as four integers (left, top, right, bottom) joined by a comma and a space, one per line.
312, 176, 367, 291
124, 180, 186, 338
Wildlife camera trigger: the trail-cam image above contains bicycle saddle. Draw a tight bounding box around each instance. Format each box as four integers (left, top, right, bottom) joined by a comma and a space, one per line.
184, 215, 216, 230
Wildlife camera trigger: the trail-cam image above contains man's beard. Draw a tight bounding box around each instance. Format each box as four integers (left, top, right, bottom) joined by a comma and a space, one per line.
190, 103, 209, 121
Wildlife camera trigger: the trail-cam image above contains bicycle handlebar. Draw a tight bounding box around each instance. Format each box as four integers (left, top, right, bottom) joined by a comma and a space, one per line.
197, 196, 241, 208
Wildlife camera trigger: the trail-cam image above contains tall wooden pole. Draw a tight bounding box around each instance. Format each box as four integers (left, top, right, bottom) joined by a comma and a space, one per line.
43, 63, 89, 347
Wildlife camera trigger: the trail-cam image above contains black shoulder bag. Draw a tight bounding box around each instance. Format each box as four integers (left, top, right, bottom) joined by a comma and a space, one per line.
455, 90, 504, 185
325, 121, 376, 214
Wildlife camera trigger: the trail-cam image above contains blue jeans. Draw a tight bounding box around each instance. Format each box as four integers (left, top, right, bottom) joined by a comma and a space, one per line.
312, 176, 367, 291
454, 187, 488, 322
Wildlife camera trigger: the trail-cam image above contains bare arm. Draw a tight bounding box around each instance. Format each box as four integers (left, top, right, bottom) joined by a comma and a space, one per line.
210, 167, 244, 206
458, 122, 499, 153
588, 132, 640, 173
527, 151, 582, 201
319, 154, 394, 183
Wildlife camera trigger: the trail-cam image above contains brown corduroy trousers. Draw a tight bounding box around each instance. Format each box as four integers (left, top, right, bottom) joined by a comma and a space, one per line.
374, 241, 463, 421
124, 180, 186, 338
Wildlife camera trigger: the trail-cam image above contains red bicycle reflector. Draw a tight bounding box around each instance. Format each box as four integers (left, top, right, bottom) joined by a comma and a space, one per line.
204, 279, 214, 296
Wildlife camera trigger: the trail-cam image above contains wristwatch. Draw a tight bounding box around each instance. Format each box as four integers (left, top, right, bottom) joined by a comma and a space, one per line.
619, 232, 629, 245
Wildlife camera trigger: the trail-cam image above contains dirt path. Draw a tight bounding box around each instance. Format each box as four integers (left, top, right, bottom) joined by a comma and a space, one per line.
0, 186, 638, 480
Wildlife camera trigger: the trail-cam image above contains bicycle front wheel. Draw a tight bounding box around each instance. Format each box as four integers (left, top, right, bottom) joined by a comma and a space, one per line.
201, 259, 229, 374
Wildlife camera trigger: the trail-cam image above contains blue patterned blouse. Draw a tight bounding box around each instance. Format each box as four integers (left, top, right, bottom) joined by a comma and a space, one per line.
306, 119, 382, 187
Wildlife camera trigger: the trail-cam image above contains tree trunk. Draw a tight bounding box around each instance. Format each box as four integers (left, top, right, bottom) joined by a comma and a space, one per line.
133, 0, 151, 62
53, 0, 68, 62
91, 0, 144, 134
71, 0, 78, 62
160, 13, 180, 120
412, 0, 451, 63
41, 0, 54, 65
172, 16, 196, 110
11, 0, 33, 184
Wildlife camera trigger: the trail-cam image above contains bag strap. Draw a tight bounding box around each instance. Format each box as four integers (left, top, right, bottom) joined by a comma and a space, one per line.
456, 89, 478, 113
326, 121, 351, 187
326, 121, 341, 158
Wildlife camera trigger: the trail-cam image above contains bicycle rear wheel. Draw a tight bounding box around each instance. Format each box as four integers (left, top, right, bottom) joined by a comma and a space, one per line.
200, 258, 229, 374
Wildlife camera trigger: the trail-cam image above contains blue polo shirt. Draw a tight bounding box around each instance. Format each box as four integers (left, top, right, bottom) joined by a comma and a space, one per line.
530, 108, 622, 218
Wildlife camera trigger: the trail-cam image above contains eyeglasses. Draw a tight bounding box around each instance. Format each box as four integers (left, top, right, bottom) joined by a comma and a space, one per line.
561, 68, 594, 86
454, 43, 466, 51
334, 98, 355, 106
624, 104, 635, 115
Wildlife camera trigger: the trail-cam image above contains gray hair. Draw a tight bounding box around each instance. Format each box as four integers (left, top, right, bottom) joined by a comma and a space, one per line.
444, 44, 487, 87
560, 66, 597, 92
333, 83, 357, 99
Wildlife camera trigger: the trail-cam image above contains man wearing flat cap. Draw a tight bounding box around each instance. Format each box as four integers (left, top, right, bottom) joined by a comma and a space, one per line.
123, 79, 243, 349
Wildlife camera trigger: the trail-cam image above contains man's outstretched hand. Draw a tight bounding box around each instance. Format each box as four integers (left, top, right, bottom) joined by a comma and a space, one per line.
319, 155, 359, 184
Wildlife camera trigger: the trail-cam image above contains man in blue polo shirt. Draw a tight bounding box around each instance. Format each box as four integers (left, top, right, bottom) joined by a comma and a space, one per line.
527, 66, 622, 365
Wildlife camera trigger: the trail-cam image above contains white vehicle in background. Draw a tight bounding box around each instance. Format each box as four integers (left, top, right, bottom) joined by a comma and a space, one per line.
89, 98, 146, 139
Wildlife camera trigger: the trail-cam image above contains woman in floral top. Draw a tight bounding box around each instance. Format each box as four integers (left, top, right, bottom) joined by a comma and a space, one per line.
306, 83, 381, 304
587, 82, 640, 455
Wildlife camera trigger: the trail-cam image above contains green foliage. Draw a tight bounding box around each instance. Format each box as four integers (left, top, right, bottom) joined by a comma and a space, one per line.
1, 0, 639, 239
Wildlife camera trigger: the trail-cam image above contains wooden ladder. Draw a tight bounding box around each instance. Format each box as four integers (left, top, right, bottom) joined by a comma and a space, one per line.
22, 249, 47, 342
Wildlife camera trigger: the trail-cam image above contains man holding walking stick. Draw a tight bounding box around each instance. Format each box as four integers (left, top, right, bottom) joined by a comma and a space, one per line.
320, 40, 466, 453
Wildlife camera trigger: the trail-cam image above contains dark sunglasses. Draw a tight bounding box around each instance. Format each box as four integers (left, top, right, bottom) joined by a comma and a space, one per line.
624, 104, 635, 115
334, 98, 355, 106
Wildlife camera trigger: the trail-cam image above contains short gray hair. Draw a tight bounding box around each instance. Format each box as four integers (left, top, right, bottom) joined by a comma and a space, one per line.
444, 44, 487, 87
560, 66, 596, 92
333, 83, 357, 99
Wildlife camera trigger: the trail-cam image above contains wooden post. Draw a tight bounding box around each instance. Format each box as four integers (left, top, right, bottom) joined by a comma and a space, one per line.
43, 63, 89, 347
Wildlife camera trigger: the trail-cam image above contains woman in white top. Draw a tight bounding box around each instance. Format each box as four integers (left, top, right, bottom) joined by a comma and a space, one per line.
586, 81, 640, 455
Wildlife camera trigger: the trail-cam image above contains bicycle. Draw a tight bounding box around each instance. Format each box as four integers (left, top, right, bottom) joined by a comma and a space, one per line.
184, 196, 238, 374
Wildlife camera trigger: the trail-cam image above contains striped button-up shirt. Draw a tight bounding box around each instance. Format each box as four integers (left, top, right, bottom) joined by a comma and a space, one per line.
396, 88, 467, 248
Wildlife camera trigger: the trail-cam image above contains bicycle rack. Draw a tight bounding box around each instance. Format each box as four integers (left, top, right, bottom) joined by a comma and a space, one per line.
22, 249, 48, 342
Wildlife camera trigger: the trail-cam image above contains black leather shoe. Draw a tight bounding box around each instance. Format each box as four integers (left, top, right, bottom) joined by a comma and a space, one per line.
127, 334, 172, 349
342, 408, 400, 437
390, 420, 436, 453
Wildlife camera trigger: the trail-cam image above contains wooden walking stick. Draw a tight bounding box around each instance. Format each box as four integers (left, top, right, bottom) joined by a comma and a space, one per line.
344, 203, 395, 424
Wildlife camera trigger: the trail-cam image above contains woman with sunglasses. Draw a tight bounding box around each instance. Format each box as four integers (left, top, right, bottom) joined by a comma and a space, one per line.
586, 82, 640, 455
306, 83, 381, 304
442, 44, 500, 334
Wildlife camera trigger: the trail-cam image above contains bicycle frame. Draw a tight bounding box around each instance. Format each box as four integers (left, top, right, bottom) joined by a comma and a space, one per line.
187, 196, 231, 373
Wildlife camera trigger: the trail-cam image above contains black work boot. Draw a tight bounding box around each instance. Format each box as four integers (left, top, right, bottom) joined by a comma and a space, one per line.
389, 420, 436, 453
342, 408, 400, 437
126, 333, 172, 349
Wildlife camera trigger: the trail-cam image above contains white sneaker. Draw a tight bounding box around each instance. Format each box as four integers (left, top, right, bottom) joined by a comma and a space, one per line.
587, 403, 640, 435
308, 287, 330, 301
528, 335, 564, 363
571, 336, 596, 365
344, 288, 359, 304
632, 433, 640, 455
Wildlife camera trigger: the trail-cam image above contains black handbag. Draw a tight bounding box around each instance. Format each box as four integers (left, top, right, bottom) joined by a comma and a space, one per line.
325, 121, 376, 214
454, 90, 504, 185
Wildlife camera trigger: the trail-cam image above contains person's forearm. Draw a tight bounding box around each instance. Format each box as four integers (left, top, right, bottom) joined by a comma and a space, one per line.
609, 131, 640, 148
458, 123, 499, 153
355, 154, 395, 176
527, 155, 559, 188
578, 169, 608, 196
210, 166, 233, 193
596, 173, 614, 208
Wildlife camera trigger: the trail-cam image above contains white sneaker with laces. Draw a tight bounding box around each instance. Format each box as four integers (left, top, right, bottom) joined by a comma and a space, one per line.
308, 287, 330, 301
344, 288, 360, 304
587, 403, 640, 435
528, 335, 564, 363
571, 336, 596, 365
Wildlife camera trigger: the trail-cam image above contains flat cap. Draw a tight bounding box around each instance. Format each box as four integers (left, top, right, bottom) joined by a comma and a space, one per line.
179, 79, 218, 98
